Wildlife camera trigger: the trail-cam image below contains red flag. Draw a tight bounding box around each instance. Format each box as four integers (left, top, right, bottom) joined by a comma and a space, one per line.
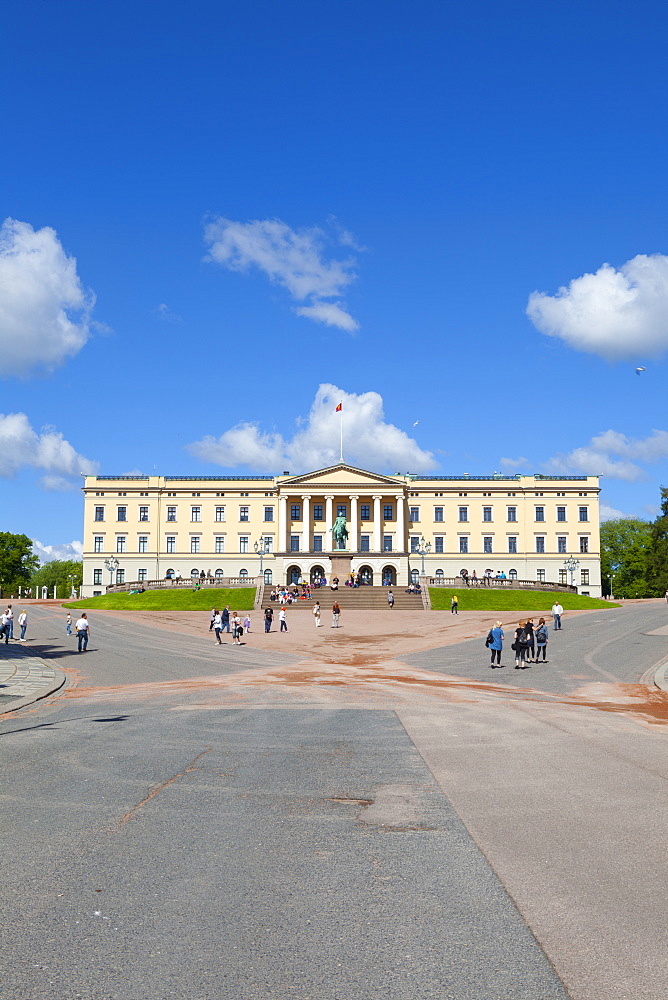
335, 402, 342, 412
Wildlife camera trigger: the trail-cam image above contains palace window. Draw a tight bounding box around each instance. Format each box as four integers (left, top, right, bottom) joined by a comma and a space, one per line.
312, 535, 323, 552
166, 536, 176, 553
139, 506, 149, 521
239, 506, 249, 522
558, 536, 567, 553
93, 569, 102, 585
263, 536, 274, 552
483, 536, 493, 553
94, 536, 104, 553
434, 536, 444, 553
360, 504, 370, 520
535, 506, 545, 522
360, 535, 370, 552
559, 569, 568, 585
581, 569, 590, 585
458, 507, 468, 522
337, 504, 347, 517
191, 506, 201, 522
138, 536, 148, 553
459, 537, 469, 554
215, 506, 225, 522
138, 569, 147, 582
313, 504, 324, 520
117, 506, 127, 521
434, 506, 443, 522
383, 504, 394, 521
264, 506, 274, 521
116, 569, 125, 585
167, 506, 177, 521
536, 569, 546, 582
507, 506, 517, 522
409, 506, 420, 522
116, 537, 126, 553
483, 507, 492, 522
191, 537, 200, 554
536, 536, 545, 553
289, 535, 299, 552
410, 536, 419, 552
557, 506, 566, 521
580, 537, 589, 553
240, 536, 250, 553
578, 506, 589, 522
508, 536, 517, 554
290, 504, 301, 521
215, 536, 225, 553
382, 535, 393, 552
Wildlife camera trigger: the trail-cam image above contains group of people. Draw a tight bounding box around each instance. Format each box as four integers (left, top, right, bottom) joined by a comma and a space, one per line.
485, 602, 564, 669
0, 605, 28, 642
209, 606, 251, 645
461, 569, 507, 586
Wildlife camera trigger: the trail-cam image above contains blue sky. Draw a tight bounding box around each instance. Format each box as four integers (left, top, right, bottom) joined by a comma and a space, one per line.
2, 0, 668, 560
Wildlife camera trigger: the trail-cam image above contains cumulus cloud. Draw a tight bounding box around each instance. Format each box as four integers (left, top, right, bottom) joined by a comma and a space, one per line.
499, 455, 529, 471
0, 412, 98, 486
599, 502, 625, 522
32, 538, 83, 564
545, 428, 668, 481
0, 218, 94, 375
188, 384, 436, 473
203, 217, 360, 332
527, 254, 668, 360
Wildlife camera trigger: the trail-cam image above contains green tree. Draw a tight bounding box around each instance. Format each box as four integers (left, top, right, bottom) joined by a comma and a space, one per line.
600, 518, 653, 598
0, 533, 39, 596
646, 487, 668, 596
30, 559, 83, 598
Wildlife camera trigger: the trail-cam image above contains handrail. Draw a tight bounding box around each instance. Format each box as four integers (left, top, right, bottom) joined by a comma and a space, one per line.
105, 577, 255, 593
426, 576, 577, 592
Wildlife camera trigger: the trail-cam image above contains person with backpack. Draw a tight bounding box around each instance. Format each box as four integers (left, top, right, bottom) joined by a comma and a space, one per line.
486, 621, 504, 668
264, 607, 273, 633
535, 618, 549, 661
524, 618, 536, 662
513, 620, 531, 669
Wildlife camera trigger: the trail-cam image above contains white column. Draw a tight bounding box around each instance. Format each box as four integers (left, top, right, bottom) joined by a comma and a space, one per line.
395, 494, 405, 553
301, 495, 311, 552
278, 495, 287, 553
325, 495, 334, 552
349, 495, 358, 552
373, 495, 382, 552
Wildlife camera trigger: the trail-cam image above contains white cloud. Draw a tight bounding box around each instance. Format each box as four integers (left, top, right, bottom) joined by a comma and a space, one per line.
500, 455, 529, 471
0, 218, 94, 375
203, 216, 360, 332
188, 384, 436, 473
154, 303, 181, 323
32, 538, 83, 564
527, 254, 668, 360
599, 502, 625, 522
545, 428, 668, 482
0, 412, 98, 486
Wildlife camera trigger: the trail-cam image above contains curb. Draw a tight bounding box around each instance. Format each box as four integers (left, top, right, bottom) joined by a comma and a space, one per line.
653, 656, 668, 693
0, 656, 68, 717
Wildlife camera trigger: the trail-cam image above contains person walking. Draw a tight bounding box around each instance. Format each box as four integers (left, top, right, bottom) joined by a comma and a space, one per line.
213, 610, 224, 643
313, 602, 321, 627
513, 621, 530, 668
0, 608, 10, 644
552, 601, 563, 630
387, 590, 394, 609
279, 607, 288, 632
243, 615, 251, 634
264, 607, 273, 632
332, 602, 341, 628
6, 604, 14, 639
535, 618, 549, 661
524, 618, 535, 662
76, 614, 90, 652
221, 605, 231, 633
451, 594, 459, 614
487, 621, 504, 668
66, 612, 72, 636
18, 609, 28, 640
209, 608, 217, 631
231, 612, 243, 645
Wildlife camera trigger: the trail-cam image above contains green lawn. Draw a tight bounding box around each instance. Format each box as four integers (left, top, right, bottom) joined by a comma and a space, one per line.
428, 588, 617, 612
63, 587, 257, 612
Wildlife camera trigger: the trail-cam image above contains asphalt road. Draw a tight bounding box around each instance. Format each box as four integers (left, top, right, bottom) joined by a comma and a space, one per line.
2, 602, 668, 1000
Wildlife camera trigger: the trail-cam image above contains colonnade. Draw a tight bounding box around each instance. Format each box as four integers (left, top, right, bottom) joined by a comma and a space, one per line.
276, 493, 406, 553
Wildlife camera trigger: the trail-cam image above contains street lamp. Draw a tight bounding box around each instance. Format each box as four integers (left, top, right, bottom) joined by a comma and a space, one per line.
563, 556, 579, 589
415, 535, 432, 578
103, 556, 120, 590
254, 538, 269, 578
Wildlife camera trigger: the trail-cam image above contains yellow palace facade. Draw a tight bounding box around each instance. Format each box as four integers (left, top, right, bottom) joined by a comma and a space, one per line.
81, 463, 602, 597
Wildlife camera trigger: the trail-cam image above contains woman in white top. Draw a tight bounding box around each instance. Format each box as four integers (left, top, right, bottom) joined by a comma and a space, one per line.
231, 613, 243, 645
18, 610, 28, 640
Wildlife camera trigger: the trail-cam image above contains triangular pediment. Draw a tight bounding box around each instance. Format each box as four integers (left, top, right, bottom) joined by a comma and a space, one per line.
281, 463, 404, 489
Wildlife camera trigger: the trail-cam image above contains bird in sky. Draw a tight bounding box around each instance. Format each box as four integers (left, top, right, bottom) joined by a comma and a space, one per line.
412, 419, 419, 427
635, 367, 647, 375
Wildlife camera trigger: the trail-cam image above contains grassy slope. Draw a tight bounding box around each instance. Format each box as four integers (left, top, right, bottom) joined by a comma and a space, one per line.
429, 588, 617, 612
63, 588, 257, 611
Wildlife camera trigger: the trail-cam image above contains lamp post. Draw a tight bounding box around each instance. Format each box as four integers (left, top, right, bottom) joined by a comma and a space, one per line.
415, 535, 431, 578
103, 556, 120, 590
608, 570, 615, 600
254, 538, 268, 579
563, 556, 579, 589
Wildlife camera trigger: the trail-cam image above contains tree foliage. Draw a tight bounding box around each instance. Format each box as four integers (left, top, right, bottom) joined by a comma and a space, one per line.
600, 518, 653, 597
30, 559, 83, 597
0, 532, 39, 595
646, 487, 668, 597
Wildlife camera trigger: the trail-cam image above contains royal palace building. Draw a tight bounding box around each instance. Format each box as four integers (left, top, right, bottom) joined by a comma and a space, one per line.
81, 464, 602, 597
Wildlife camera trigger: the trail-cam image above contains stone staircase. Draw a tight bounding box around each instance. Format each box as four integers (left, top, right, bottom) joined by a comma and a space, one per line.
264, 587, 425, 611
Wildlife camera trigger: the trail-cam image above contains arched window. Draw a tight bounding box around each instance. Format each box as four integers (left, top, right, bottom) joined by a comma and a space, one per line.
264, 568, 273, 585
288, 565, 301, 585
359, 566, 373, 585
410, 568, 419, 584
215, 569, 224, 579
509, 568, 518, 580
310, 565, 325, 584
382, 565, 396, 585
435, 569, 444, 578
190, 568, 199, 578
239, 568, 248, 578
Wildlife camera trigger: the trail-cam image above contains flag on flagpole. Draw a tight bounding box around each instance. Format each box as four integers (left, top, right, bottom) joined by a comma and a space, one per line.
335, 402, 342, 412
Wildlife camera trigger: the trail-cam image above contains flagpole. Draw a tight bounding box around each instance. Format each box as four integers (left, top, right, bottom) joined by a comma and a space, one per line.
339, 407, 343, 463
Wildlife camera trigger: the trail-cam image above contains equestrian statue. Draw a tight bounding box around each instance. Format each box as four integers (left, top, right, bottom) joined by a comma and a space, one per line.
330, 514, 348, 550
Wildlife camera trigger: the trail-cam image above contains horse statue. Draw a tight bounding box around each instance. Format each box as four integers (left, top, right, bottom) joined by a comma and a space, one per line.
330, 514, 348, 550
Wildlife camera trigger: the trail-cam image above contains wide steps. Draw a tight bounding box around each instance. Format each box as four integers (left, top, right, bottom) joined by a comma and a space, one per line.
267, 588, 424, 610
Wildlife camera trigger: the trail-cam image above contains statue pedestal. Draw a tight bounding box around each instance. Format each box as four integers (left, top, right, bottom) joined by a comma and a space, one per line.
329, 553, 352, 582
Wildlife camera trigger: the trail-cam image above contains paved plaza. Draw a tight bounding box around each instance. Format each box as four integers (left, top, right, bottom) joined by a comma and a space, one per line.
2, 600, 668, 999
